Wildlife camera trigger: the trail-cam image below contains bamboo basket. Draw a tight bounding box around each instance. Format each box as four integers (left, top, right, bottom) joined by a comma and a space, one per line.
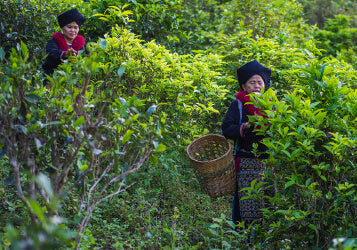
186, 134, 236, 198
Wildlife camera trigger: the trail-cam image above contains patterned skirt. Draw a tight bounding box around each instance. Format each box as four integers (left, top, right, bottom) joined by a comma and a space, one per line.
237, 158, 268, 226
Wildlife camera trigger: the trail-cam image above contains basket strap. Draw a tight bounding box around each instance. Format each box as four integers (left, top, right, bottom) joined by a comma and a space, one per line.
233, 99, 243, 157
238, 99, 243, 122
198, 161, 234, 181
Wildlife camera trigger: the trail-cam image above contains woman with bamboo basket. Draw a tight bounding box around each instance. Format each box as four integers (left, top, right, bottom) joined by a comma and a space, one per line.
222, 60, 273, 228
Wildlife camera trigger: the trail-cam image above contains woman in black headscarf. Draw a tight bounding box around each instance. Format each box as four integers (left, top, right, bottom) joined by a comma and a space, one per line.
222, 60, 272, 227
42, 8, 86, 85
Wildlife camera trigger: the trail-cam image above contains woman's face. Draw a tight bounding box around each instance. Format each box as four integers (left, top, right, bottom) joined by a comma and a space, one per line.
62, 21, 79, 43
242, 74, 265, 94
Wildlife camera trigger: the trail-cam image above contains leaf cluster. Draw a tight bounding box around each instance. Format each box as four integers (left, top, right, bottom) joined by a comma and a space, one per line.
248, 59, 357, 248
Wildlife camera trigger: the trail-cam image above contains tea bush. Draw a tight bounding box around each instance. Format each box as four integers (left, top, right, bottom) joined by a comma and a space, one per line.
0, 41, 166, 248
91, 26, 230, 146
248, 58, 357, 248
0, 24, 230, 249
314, 15, 357, 56
298, 0, 357, 28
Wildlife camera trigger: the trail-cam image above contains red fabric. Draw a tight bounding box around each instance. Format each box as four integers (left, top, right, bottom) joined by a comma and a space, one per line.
235, 91, 264, 117
235, 157, 241, 172
234, 91, 267, 172
52, 32, 85, 53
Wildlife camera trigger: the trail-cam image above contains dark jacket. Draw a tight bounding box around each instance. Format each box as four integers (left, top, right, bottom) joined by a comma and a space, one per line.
42, 38, 88, 76
42, 38, 65, 76
222, 99, 268, 159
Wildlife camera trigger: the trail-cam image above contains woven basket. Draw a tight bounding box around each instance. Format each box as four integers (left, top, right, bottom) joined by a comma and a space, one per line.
186, 134, 236, 198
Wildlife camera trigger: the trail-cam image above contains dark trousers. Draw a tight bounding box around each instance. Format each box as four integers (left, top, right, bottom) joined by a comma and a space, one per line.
232, 188, 241, 223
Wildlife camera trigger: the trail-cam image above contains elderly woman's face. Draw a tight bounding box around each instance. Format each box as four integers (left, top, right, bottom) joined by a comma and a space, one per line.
242, 74, 264, 94
62, 21, 79, 43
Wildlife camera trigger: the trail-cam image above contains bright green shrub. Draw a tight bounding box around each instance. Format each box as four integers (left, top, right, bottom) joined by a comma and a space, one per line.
0, 24, 232, 247
337, 48, 357, 70
202, 0, 319, 95
216, 0, 304, 38
314, 15, 357, 56
85, 0, 214, 54
0, 42, 165, 248
213, 32, 308, 92
248, 58, 357, 248
298, 0, 357, 28
91, 26, 230, 146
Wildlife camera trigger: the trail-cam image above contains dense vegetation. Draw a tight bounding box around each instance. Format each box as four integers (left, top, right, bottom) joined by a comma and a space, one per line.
0, 0, 356, 249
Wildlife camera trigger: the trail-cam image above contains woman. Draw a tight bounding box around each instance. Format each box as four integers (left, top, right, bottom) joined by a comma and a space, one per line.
42, 8, 86, 83
222, 60, 272, 227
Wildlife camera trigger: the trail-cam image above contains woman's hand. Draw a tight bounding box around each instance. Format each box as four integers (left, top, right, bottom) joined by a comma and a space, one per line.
64, 48, 78, 58
240, 121, 251, 136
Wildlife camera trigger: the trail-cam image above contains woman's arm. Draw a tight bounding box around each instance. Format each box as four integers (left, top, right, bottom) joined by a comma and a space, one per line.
239, 119, 268, 156
222, 100, 243, 140
42, 39, 64, 76
46, 38, 65, 60
222, 100, 268, 157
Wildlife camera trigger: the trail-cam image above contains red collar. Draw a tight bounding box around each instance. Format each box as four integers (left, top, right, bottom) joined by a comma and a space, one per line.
235, 91, 264, 117
52, 32, 85, 52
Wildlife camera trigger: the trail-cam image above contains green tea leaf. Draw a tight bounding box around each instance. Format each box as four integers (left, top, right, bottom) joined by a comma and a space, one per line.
0, 48, 5, 61
99, 39, 107, 49
28, 199, 45, 223
122, 130, 134, 144
36, 173, 53, 199
74, 116, 85, 127
117, 65, 126, 78
155, 143, 166, 152
147, 105, 157, 118
285, 180, 295, 189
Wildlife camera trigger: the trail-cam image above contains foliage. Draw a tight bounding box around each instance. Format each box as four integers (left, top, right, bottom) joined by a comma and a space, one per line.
249, 58, 357, 248
298, 0, 357, 28
0, 23, 230, 249
204, 213, 247, 248
1, 0, 357, 249
0, 42, 164, 248
91, 26, 229, 146
314, 15, 357, 56
85, 0, 227, 54
337, 48, 357, 71
5, 193, 75, 249
216, 0, 304, 38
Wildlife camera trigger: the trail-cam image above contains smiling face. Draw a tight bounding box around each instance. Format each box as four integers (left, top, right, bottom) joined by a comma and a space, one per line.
242, 74, 265, 94
61, 21, 79, 43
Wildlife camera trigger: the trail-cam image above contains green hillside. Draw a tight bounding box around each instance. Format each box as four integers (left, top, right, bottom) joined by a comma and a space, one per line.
1, 0, 356, 249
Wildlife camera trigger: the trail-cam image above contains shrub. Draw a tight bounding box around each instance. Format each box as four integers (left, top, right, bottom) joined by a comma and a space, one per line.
91, 26, 230, 146
314, 15, 357, 56
249, 58, 357, 248
0, 42, 165, 248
